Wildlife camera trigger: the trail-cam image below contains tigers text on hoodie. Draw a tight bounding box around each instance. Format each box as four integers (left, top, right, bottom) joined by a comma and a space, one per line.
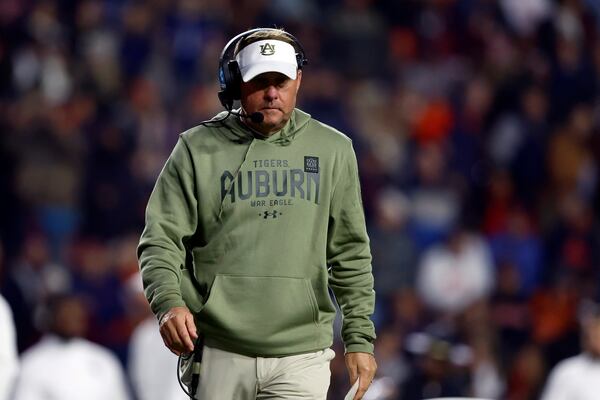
138, 108, 376, 357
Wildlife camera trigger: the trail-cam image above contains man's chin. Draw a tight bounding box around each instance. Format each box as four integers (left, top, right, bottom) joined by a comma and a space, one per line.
261, 114, 285, 127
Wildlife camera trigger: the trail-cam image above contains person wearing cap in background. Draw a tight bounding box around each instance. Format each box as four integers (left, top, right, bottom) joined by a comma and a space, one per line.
138, 27, 377, 399
540, 299, 600, 400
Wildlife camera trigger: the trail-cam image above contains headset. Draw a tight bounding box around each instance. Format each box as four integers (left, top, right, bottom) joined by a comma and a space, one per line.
217, 27, 308, 111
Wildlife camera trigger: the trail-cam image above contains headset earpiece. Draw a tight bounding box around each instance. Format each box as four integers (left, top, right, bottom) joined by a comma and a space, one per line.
217, 28, 307, 110
227, 60, 242, 100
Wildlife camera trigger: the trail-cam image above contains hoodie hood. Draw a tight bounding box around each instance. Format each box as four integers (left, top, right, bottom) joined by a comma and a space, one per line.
215, 108, 312, 146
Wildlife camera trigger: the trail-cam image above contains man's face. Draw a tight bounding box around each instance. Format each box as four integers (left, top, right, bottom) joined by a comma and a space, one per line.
239, 70, 302, 135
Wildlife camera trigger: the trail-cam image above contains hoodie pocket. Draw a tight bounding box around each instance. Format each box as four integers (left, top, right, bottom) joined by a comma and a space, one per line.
199, 275, 319, 348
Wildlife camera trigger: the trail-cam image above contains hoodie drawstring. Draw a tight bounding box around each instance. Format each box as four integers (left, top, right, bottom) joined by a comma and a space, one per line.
217, 139, 256, 220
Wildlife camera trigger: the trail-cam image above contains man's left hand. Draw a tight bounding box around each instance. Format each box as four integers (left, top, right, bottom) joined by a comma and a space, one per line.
345, 352, 377, 400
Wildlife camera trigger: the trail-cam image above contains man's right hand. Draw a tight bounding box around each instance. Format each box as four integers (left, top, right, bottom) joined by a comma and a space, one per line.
159, 306, 198, 356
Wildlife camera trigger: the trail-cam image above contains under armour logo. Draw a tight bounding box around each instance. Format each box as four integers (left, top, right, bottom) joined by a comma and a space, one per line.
259, 210, 281, 219
259, 43, 275, 56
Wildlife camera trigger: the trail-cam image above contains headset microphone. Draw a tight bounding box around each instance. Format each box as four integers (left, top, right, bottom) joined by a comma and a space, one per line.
229, 110, 264, 123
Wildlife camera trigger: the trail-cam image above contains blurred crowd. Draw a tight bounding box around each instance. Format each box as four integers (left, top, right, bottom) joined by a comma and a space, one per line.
1, 0, 600, 399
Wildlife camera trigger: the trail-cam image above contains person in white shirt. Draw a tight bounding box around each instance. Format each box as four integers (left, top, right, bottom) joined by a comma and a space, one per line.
12, 293, 131, 400
129, 317, 189, 400
541, 300, 600, 400
127, 273, 188, 400
416, 227, 494, 314
0, 294, 18, 400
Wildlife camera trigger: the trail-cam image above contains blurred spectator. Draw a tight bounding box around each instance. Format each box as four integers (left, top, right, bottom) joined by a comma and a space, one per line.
491, 262, 533, 367
548, 2, 596, 122
500, 0, 553, 37
509, 85, 550, 206
547, 104, 597, 198
69, 237, 130, 361
457, 300, 505, 398
9, 112, 85, 255
369, 188, 416, 296
449, 76, 494, 211
469, 335, 504, 399
544, 192, 598, 286
482, 170, 518, 235
530, 272, 580, 368
489, 207, 542, 296
1, 233, 70, 351
408, 142, 461, 250
416, 226, 494, 315
505, 343, 546, 400
127, 274, 187, 400
387, 288, 424, 335
327, 0, 387, 78
0, 294, 18, 400
401, 332, 470, 399
541, 299, 600, 400
372, 327, 407, 395
12, 293, 130, 400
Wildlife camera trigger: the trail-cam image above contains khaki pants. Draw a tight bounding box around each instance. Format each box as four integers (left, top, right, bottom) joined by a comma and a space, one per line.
195, 346, 335, 399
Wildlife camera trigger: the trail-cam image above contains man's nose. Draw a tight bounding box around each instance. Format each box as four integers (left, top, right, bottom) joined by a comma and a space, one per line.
264, 85, 279, 100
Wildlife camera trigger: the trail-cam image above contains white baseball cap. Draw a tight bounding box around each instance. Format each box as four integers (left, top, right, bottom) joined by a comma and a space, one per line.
235, 39, 298, 82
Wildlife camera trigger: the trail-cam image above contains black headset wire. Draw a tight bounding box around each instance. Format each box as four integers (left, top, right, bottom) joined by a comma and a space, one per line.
177, 352, 194, 399
198, 111, 232, 127
177, 336, 204, 399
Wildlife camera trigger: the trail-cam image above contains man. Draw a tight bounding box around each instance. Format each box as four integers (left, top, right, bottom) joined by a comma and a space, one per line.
138, 28, 377, 399
541, 299, 600, 400
12, 293, 130, 400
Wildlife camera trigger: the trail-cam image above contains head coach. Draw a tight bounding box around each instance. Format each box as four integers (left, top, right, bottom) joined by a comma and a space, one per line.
138, 27, 377, 399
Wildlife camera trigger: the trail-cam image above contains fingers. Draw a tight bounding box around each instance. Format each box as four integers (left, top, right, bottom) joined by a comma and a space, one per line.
186, 313, 198, 340
354, 366, 375, 400
175, 318, 195, 353
159, 326, 177, 355
159, 306, 197, 355
345, 353, 377, 400
354, 359, 376, 400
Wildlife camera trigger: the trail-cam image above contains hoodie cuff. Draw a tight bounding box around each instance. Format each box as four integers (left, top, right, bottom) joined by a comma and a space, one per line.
345, 342, 375, 355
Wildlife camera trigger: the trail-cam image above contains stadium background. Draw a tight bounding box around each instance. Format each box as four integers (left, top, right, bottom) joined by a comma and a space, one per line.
1, 0, 600, 398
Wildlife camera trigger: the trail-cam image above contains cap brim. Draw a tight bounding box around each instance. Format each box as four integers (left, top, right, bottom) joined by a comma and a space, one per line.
240, 62, 297, 82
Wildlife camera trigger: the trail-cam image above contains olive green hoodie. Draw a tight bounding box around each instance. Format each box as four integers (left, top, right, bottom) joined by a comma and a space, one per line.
138, 108, 375, 356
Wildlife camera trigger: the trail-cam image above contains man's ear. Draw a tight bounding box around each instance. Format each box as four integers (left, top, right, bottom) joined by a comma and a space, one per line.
295, 69, 302, 93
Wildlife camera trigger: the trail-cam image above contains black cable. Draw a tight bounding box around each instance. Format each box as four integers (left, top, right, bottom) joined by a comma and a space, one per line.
177, 352, 194, 399
176, 336, 204, 399
199, 111, 232, 127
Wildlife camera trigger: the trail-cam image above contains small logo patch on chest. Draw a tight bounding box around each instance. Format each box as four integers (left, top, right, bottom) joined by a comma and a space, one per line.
304, 156, 319, 173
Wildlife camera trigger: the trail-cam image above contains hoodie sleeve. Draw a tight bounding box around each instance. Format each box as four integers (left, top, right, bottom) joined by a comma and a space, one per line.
137, 136, 198, 321
327, 143, 376, 354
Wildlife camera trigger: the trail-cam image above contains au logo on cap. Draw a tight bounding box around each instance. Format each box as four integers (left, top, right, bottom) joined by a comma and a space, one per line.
259, 43, 276, 56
